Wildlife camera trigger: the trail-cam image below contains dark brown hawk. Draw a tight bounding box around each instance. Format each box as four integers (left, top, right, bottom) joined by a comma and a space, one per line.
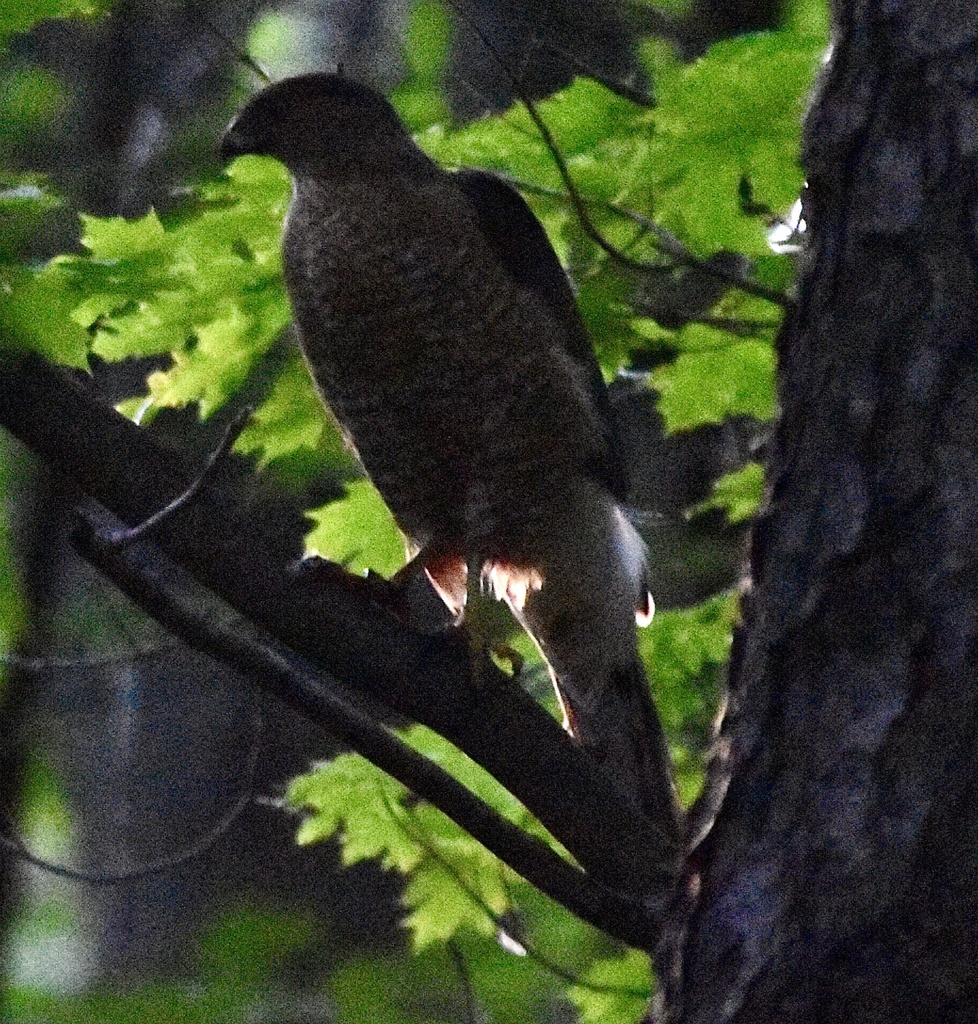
222, 73, 677, 829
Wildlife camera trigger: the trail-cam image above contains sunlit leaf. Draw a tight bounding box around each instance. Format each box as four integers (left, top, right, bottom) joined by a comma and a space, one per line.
304, 480, 404, 577
652, 324, 777, 430
289, 725, 560, 949
59, 156, 291, 412
695, 461, 766, 524
647, 30, 825, 255
568, 948, 652, 1024
640, 594, 737, 803
0, 262, 90, 367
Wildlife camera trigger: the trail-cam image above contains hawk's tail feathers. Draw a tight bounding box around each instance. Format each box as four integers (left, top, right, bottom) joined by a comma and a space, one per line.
558, 655, 680, 835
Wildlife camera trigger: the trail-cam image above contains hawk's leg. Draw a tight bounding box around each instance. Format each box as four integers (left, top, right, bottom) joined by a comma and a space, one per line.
291, 547, 459, 631
415, 549, 467, 623
291, 555, 403, 611
408, 549, 524, 680
367, 546, 465, 632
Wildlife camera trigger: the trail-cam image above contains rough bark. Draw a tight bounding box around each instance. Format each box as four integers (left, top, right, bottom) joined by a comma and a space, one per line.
665, 3, 978, 1020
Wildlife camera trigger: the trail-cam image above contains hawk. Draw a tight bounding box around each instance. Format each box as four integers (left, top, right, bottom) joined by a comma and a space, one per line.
221, 73, 677, 830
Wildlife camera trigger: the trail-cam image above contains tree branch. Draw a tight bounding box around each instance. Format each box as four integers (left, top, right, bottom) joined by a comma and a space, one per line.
0, 351, 679, 913
449, 7, 789, 310
494, 172, 791, 309
72, 511, 660, 948
0, 709, 259, 885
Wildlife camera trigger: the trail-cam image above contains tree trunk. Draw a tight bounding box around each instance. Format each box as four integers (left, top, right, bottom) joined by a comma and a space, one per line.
662, 2, 978, 1020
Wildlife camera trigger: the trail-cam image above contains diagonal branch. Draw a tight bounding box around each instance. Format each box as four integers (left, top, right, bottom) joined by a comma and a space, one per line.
0, 351, 679, 913
493, 172, 791, 308
72, 512, 659, 948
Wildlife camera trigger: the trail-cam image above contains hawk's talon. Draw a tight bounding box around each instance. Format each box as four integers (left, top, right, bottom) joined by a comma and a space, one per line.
482, 562, 544, 612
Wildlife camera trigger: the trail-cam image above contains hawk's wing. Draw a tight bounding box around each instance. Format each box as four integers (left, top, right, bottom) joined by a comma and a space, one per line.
453, 168, 628, 500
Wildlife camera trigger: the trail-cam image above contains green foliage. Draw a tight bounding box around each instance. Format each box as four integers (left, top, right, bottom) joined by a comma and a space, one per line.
2, 155, 293, 418
644, 596, 735, 728
640, 594, 737, 804
327, 937, 561, 1024
299, 754, 648, 1022
0, 260, 91, 368
290, 724, 552, 950
18, 756, 74, 856
0, 68, 68, 148
648, 31, 820, 256
393, 0, 452, 128
6, 908, 315, 1023
0, 8, 825, 455
327, 936, 566, 1024
0, 175, 63, 262
246, 11, 302, 78
569, 949, 652, 1024
198, 908, 314, 991
695, 460, 766, 523
651, 323, 778, 429
327, 953, 438, 1024
79, 158, 289, 415
419, 26, 824, 429
0, 0, 111, 49
305, 479, 405, 576
233, 351, 332, 468
0, 2, 830, 1019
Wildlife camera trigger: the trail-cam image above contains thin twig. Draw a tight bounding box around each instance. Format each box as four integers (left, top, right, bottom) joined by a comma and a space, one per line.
0, 704, 263, 885
385, 794, 651, 998
200, 15, 271, 84
448, 941, 481, 1024
104, 407, 252, 548
492, 172, 791, 308
448, 6, 790, 313
3, 640, 180, 673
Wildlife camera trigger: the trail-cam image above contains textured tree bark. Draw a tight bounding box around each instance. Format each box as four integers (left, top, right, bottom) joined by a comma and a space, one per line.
662, 2, 978, 1020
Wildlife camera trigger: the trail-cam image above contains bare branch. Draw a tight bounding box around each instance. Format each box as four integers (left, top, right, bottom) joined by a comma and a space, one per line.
448, 942, 480, 1024
449, 7, 789, 312
0, 351, 678, 924
494, 172, 791, 308
199, 15, 271, 84
390, 796, 653, 997
0, 706, 262, 884
72, 509, 661, 949
106, 405, 252, 547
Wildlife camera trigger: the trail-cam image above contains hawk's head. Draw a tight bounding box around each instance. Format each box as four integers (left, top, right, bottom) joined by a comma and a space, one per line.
221, 73, 420, 176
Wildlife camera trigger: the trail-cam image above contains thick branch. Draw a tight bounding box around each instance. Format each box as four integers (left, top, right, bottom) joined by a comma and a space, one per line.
73, 512, 659, 948
0, 351, 679, 907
